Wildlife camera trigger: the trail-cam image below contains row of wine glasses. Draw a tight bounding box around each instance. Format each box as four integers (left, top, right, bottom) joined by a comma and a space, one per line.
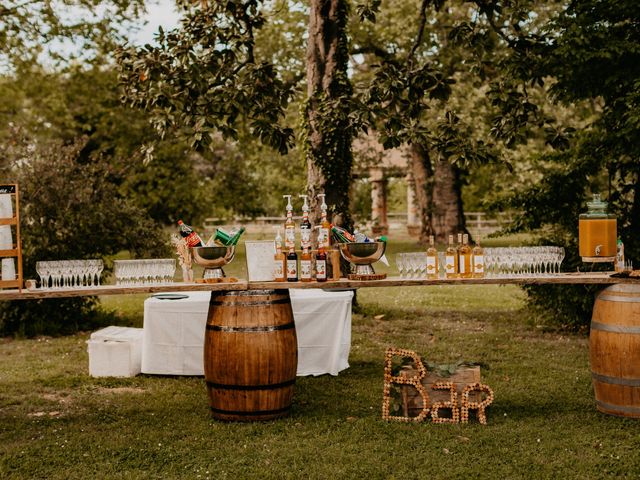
394, 246, 565, 279
484, 246, 565, 277
395, 252, 430, 278
35, 260, 104, 289
114, 259, 176, 286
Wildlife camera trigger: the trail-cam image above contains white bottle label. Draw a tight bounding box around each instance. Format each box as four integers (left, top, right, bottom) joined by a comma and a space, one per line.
316, 259, 327, 279
426, 256, 437, 274
459, 255, 466, 274
285, 226, 295, 248
474, 255, 484, 274
318, 227, 330, 248
300, 259, 312, 279
445, 255, 455, 274
273, 260, 284, 280
300, 227, 311, 248
287, 259, 297, 279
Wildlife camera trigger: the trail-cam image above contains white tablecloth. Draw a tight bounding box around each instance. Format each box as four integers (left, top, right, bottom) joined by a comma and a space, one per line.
141, 289, 353, 376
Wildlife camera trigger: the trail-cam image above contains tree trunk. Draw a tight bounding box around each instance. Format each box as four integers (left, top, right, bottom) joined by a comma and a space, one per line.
305, 0, 353, 230
408, 144, 434, 244
409, 144, 467, 244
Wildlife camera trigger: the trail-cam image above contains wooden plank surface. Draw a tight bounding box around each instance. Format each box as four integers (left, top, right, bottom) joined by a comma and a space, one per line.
0, 281, 249, 300
0, 217, 17, 226
249, 273, 640, 290
0, 273, 637, 300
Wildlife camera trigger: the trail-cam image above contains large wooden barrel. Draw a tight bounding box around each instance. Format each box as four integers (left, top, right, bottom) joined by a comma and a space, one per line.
204, 289, 297, 421
590, 284, 640, 418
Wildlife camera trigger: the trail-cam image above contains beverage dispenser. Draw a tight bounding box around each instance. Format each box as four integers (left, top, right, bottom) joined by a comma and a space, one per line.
579, 194, 617, 263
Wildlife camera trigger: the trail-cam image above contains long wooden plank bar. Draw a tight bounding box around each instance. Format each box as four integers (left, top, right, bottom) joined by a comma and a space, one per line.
0, 280, 249, 300
0, 273, 637, 300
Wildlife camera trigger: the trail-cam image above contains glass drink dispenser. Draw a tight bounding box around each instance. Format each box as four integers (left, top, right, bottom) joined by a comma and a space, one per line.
578, 194, 617, 262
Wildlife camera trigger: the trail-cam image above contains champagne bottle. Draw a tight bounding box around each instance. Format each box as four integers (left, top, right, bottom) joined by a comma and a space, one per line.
459, 233, 472, 279
331, 225, 355, 243
208, 226, 245, 247
274, 229, 286, 282
177, 220, 203, 247
445, 234, 457, 278
472, 237, 485, 278
426, 235, 439, 279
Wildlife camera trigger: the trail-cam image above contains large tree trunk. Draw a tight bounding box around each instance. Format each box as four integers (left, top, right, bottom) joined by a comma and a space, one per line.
305, 0, 353, 230
409, 144, 467, 244
408, 144, 434, 243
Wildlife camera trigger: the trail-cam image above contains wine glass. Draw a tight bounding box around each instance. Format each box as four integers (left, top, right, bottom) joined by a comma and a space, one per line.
395, 253, 405, 278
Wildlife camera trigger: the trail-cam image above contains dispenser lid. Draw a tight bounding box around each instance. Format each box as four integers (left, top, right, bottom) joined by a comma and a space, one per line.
580, 194, 616, 219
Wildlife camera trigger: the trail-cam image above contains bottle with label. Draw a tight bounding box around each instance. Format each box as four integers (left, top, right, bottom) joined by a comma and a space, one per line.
283, 195, 296, 251
299, 194, 312, 251
300, 245, 312, 282
177, 220, 204, 247
331, 225, 355, 243
426, 235, 439, 279
207, 226, 246, 246
459, 233, 472, 278
317, 193, 331, 250
315, 246, 327, 282
273, 229, 286, 282
286, 247, 298, 282
472, 237, 485, 278
445, 234, 458, 278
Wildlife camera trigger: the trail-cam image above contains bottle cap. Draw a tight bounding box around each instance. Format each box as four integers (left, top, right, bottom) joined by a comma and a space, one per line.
299, 194, 309, 212
317, 193, 327, 213
283, 195, 293, 212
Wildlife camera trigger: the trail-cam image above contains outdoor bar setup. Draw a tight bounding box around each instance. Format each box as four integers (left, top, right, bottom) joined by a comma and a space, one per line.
1, 186, 639, 421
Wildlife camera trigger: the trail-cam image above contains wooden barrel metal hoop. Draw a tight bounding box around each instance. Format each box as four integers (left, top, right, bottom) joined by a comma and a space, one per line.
204, 289, 298, 421
590, 284, 640, 418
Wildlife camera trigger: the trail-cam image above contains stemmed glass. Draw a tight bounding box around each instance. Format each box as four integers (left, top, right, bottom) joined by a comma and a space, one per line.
36, 261, 50, 289
396, 253, 405, 278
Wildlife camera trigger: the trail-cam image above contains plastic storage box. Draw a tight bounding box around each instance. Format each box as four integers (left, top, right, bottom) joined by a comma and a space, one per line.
87, 326, 144, 377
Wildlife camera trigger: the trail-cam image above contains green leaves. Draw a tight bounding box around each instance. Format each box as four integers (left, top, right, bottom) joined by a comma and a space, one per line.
116, 1, 295, 155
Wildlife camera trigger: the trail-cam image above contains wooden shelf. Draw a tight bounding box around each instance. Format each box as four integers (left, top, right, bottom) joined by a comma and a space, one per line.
0, 273, 637, 301
0, 183, 22, 292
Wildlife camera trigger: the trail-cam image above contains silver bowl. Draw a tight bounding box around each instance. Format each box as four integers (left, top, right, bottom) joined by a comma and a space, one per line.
338, 242, 386, 275
191, 246, 235, 278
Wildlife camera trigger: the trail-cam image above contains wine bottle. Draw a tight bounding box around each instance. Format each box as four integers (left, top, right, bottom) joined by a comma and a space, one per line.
459, 234, 472, 279
445, 234, 457, 278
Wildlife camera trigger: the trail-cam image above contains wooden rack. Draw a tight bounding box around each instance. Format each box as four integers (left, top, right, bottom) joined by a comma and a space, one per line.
0, 184, 23, 291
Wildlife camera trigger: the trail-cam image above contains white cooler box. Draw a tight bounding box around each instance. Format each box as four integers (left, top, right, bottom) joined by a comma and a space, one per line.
87, 326, 143, 377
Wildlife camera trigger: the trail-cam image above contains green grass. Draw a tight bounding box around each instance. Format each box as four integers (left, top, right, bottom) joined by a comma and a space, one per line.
2, 234, 639, 479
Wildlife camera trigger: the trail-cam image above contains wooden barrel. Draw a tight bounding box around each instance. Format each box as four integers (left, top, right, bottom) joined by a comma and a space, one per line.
204, 289, 297, 421
590, 284, 640, 418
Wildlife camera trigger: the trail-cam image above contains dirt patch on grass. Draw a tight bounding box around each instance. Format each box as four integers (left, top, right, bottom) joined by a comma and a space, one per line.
94, 387, 146, 395
42, 393, 73, 404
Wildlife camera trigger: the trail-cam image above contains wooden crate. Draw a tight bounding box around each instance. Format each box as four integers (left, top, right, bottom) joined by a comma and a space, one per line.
398, 365, 481, 418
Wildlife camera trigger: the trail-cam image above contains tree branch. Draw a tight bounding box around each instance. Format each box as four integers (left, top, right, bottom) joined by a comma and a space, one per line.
407, 0, 429, 67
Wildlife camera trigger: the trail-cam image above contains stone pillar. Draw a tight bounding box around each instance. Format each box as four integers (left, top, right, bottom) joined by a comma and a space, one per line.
406, 174, 421, 236
370, 167, 388, 235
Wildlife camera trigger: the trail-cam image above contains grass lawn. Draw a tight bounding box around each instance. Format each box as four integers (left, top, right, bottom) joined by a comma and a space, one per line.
1, 235, 639, 478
